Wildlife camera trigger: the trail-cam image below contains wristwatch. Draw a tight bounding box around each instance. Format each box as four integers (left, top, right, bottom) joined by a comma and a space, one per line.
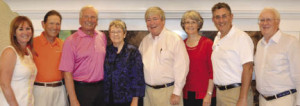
207, 91, 212, 96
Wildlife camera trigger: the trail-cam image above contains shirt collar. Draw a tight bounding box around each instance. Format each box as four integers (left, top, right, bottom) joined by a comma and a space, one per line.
216, 25, 235, 40
261, 30, 281, 45
77, 27, 98, 38
148, 27, 166, 40
40, 32, 60, 47
109, 42, 127, 55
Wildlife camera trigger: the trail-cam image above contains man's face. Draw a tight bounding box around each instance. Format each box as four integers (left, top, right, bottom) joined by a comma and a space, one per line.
259, 10, 280, 38
80, 8, 98, 32
146, 14, 165, 37
212, 8, 233, 34
42, 15, 61, 38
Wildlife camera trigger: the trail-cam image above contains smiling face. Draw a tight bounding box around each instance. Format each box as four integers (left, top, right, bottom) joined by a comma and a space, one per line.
109, 25, 125, 45
42, 15, 61, 38
212, 8, 233, 35
184, 18, 199, 36
259, 10, 280, 40
146, 14, 165, 37
80, 8, 98, 32
15, 22, 33, 46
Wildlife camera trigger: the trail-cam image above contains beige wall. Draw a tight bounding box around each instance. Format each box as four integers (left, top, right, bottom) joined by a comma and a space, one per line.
0, 1, 18, 51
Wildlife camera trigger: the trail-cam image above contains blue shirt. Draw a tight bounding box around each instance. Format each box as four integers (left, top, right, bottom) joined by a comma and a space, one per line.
104, 43, 145, 103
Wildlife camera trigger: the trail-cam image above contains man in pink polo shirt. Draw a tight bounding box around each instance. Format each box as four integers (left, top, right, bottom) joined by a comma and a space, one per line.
59, 5, 106, 106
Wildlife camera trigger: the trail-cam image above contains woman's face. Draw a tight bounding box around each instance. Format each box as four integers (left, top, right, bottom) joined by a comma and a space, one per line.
184, 18, 199, 35
15, 22, 33, 46
109, 25, 125, 45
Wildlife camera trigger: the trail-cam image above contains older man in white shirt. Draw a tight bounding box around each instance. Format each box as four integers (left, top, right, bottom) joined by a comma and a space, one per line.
139, 6, 189, 106
255, 7, 300, 106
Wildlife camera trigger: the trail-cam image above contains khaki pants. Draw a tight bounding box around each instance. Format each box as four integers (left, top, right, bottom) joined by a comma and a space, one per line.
259, 93, 296, 106
144, 85, 183, 106
216, 86, 253, 106
33, 82, 68, 106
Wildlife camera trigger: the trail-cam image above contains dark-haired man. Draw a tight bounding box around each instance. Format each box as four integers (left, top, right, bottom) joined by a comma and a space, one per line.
211, 2, 254, 106
33, 10, 68, 106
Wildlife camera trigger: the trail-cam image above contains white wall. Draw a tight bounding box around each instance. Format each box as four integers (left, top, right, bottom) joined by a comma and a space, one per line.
3, 0, 300, 39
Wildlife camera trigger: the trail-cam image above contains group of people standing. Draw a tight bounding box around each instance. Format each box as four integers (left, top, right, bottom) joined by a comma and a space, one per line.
0, 2, 299, 106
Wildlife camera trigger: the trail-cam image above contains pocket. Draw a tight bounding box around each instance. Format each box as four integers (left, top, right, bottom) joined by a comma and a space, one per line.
159, 50, 173, 63
270, 54, 287, 66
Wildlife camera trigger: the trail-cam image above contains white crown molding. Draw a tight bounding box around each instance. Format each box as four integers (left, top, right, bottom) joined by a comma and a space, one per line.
3, 0, 300, 36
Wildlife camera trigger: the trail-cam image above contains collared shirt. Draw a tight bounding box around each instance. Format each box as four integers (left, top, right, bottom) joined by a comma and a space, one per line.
59, 27, 107, 82
254, 30, 300, 104
139, 27, 189, 96
33, 32, 63, 82
212, 26, 254, 85
104, 43, 145, 103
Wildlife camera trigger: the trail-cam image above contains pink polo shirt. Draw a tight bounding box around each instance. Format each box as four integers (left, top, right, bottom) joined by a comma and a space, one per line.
59, 27, 106, 82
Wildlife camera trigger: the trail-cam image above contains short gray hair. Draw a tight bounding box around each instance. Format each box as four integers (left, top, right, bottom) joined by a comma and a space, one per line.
260, 7, 281, 20
109, 19, 127, 35
79, 5, 98, 18
144, 6, 165, 21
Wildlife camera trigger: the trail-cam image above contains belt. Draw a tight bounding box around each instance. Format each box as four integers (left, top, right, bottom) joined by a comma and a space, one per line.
215, 83, 241, 90
34, 81, 63, 87
262, 89, 297, 101
73, 80, 103, 86
146, 82, 174, 89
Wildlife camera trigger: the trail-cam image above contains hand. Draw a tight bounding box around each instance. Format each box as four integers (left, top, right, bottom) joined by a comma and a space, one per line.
202, 94, 212, 106
9, 102, 18, 106
170, 94, 180, 105
70, 100, 80, 106
236, 98, 247, 106
131, 97, 138, 106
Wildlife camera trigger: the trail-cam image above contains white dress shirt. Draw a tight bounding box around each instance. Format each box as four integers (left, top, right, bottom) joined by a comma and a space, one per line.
139, 27, 189, 96
212, 26, 254, 85
254, 30, 300, 105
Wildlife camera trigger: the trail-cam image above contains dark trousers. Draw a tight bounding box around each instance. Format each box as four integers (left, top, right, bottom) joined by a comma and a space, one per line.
74, 80, 105, 106
107, 102, 131, 106
184, 91, 216, 106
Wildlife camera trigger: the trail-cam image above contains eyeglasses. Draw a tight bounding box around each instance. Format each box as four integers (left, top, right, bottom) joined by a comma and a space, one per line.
184, 21, 198, 25
82, 15, 97, 20
213, 14, 230, 20
258, 18, 278, 23
110, 31, 123, 35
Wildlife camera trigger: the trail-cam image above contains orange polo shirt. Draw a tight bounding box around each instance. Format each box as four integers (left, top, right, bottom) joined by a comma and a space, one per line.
33, 32, 64, 82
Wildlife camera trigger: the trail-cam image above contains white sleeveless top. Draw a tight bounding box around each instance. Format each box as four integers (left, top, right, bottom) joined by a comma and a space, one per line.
0, 46, 37, 106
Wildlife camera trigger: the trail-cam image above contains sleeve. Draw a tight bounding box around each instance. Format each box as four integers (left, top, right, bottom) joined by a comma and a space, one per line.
239, 34, 254, 64
288, 40, 300, 105
129, 48, 145, 97
205, 39, 214, 79
59, 37, 75, 72
172, 37, 190, 96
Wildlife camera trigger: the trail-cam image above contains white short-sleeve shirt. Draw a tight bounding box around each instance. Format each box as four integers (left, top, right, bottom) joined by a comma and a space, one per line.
212, 26, 254, 85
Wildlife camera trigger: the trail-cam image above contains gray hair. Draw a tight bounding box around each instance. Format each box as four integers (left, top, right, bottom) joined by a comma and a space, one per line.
79, 5, 98, 18
144, 6, 165, 21
180, 10, 204, 32
260, 7, 281, 20
109, 19, 127, 35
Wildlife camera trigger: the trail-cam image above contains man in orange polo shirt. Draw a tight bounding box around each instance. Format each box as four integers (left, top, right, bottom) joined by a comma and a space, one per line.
33, 10, 68, 106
